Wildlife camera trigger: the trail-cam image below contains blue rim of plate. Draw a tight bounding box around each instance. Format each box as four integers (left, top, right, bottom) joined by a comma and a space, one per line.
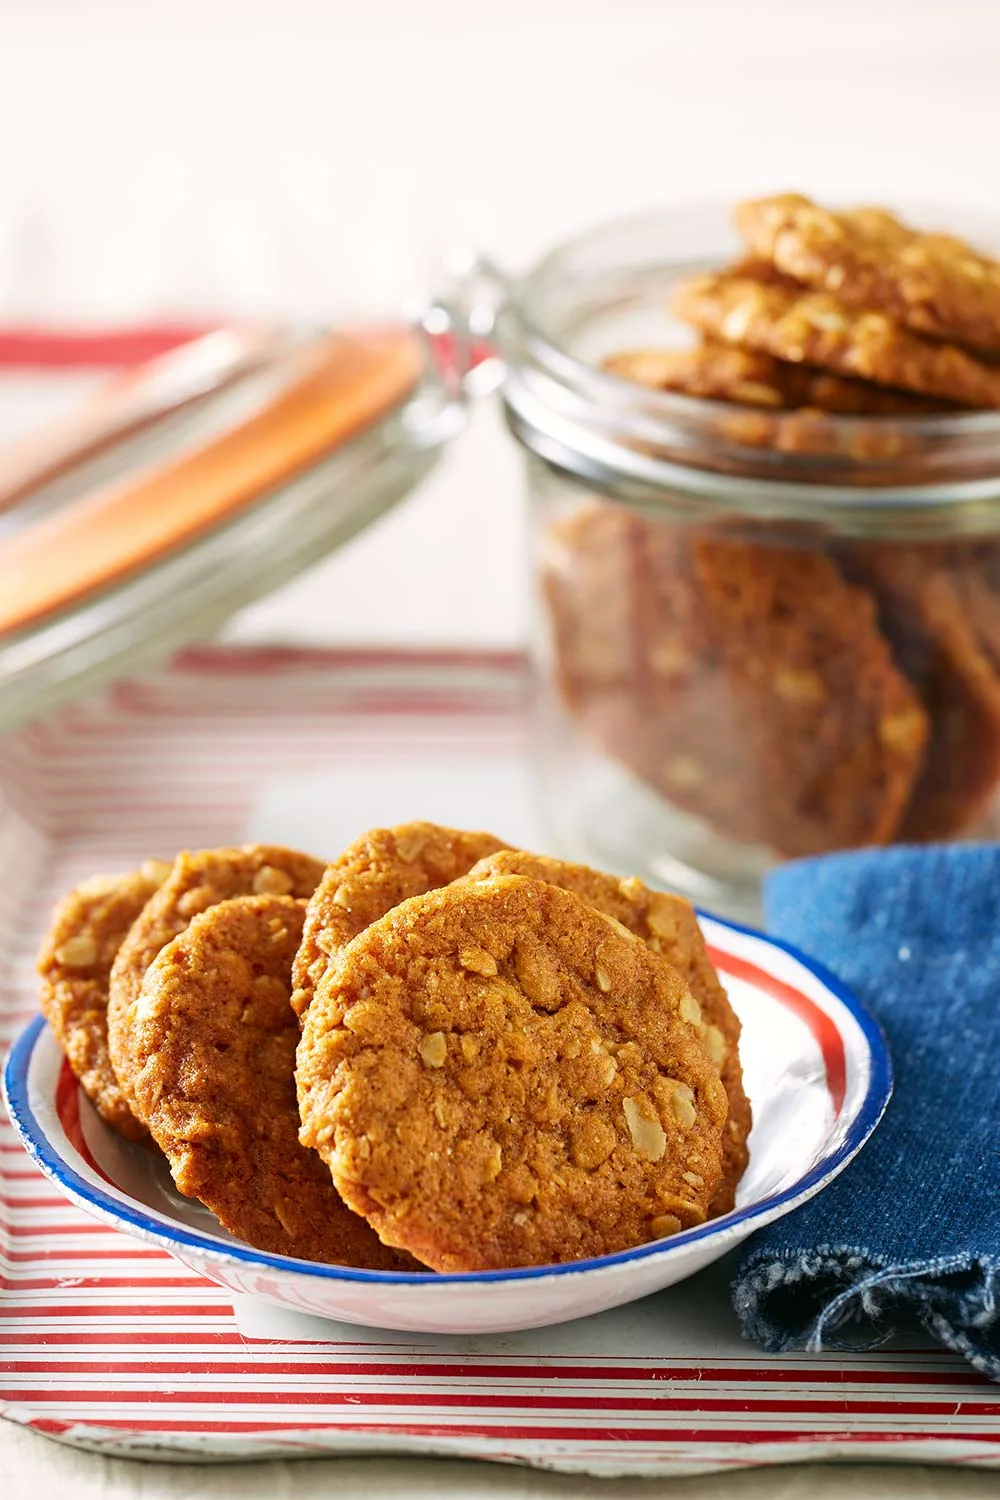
3, 911, 892, 1286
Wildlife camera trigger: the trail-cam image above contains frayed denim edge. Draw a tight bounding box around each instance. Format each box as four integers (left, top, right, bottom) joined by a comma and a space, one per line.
732, 1247, 1000, 1381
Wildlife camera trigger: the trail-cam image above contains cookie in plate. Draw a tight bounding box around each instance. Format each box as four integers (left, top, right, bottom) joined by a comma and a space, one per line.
297, 874, 728, 1272
123, 893, 411, 1268
108, 844, 326, 1109
464, 850, 750, 1216
37, 861, 171, 1141
290, 822, 509, 1020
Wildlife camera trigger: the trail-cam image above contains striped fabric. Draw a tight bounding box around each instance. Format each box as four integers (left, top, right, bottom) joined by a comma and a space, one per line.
0, 648, 997, 1473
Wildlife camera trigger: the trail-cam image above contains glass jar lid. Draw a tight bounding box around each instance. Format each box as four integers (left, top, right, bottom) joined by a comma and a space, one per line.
0, 320, 477, 730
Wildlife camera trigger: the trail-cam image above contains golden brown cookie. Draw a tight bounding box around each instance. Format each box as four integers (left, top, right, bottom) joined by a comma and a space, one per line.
953, 556, 1000, 678
298, 875, 728, 1272
542, 502, 641, 714
543, 505, 929, 856
604, 340, 953, 415
37, 862, 171, 1141
122, 893, 410, 1268
842, 544, 1000, 840
291, 823, 509, 1020
659, 532, 929, 853
671, 269, 1000, 408
464, 850, 750, 1216
108, 844, 325, 1109
735, 193, 1000, 354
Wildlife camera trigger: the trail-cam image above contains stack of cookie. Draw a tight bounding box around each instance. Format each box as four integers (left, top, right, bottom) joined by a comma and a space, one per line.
38, 825, 749, 1273
544, 193, 1000, 857
618, 193, 1000, 421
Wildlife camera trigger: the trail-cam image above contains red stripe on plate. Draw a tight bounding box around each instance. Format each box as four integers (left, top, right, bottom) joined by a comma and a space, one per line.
55, 1057, 120, 1190
711, 947, 847, 1114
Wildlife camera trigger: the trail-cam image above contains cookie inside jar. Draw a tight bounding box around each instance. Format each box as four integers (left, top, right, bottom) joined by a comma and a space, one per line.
509, 195, 1000, 911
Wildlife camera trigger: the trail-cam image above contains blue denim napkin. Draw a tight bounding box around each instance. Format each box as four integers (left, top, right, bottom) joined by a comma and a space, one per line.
731, 844, 1000, 1379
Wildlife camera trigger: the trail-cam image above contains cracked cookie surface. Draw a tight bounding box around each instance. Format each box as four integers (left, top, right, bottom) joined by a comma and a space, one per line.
38, 861, 171, 1141
464, 851, 750, 1216
124, 893, 411, 1268
291, 822, 509, 1020
735, 193, 1000, 354
672, 269, 1000, 408
297, 874, 728, 1272
604, 340, 952, 415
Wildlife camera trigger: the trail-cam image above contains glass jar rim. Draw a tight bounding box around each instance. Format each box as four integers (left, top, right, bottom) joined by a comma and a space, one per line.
497, 203, 1000, 528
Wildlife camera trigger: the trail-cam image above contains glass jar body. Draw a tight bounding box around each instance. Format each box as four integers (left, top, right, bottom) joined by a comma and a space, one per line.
500, 205, 1000, 913
526, 458, 1000, 915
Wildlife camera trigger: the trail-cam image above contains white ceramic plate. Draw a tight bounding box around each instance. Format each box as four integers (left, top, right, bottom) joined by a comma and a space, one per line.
4, 912, 891, 1335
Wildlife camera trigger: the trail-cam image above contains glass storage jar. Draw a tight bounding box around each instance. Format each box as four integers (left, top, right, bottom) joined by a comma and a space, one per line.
495, 206, 1000, 915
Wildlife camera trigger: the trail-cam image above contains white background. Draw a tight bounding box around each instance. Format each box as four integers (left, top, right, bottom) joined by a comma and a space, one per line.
3, 0, 1000, 648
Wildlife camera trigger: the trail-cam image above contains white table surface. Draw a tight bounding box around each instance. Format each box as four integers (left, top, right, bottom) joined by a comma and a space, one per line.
3, 0, 1000, 1492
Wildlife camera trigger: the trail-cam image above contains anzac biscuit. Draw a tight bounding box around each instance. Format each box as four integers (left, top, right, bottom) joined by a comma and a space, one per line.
657, 533, 928, 853
542, 502, 642, 709
297, 876, 728, 1272
108, 845, 325, 1109
953, 557, 1000, 677
604, 340, 952, 415
123, 894, 410, 1268
465, 850, 750, 1215
291, 823, 509, 1020
37, 862, 171, 1141
736, 193, 1000, 354
542, 506, 680, 821
671, 270, 1000, 408
843, 545, 1000, 839
543, 506, 929, 855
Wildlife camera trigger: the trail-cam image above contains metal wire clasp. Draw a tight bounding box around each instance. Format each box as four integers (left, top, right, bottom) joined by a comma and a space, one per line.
412, 250, 509, 404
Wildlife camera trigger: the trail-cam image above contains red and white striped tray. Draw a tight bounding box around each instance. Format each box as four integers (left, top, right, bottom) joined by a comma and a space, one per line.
0, 647, 997, 1474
